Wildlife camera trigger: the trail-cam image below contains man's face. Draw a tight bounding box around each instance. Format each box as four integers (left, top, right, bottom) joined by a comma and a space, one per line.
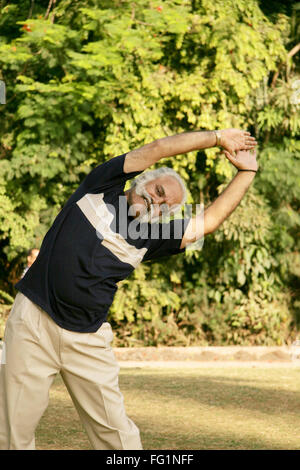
127, 175, 184, 222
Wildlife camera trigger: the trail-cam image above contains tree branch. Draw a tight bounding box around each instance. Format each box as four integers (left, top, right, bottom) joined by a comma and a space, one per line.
28, 0, 34, 19
271, 43, 300, 89
44, 0, 53, 19
287, 43, 300, 58
45, 0, 56, 22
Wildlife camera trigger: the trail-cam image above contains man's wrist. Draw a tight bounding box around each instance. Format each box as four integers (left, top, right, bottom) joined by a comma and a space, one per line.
235, 169, 256, 182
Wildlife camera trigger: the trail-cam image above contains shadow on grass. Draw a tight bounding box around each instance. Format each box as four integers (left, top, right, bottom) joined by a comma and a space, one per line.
119, 370, 300, 417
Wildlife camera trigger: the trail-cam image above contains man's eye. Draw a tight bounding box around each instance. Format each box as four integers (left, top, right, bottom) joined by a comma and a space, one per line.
157, 186, 164, 197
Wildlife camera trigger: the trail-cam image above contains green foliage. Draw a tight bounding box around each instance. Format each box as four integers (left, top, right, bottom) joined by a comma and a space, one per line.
0, 0, 299, 344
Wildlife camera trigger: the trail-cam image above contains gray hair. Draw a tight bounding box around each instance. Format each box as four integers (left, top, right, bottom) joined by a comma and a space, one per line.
131, 167, 187, 217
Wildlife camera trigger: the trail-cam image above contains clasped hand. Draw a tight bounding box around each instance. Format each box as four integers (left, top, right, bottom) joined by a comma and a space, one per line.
219, 128, 258, 172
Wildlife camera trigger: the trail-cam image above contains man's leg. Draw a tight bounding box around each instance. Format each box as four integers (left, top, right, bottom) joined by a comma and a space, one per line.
60, 322, 142, 450
0, 293, 60, 450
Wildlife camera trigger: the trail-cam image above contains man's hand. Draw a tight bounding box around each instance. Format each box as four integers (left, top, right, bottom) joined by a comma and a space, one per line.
223, 149, 258, 172
219, 129, 257, 156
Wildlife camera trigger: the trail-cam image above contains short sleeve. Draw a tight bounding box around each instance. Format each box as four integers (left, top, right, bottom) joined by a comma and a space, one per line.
82, 154, 142, 193
143, 218, 190, 261
65, 154, 143, 206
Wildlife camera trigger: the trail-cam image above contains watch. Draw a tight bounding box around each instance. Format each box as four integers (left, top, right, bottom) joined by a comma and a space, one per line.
214, 130, 222, 147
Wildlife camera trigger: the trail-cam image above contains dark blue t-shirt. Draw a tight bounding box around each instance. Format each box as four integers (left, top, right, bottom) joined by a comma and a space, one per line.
16, 154, 189, 332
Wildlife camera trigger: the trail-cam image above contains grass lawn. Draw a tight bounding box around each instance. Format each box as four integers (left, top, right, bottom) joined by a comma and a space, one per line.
35, 366, 300, 450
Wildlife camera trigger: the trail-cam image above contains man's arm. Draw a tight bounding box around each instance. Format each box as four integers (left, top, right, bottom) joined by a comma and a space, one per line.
124, 129, 256, 173
180, 149, 258, 249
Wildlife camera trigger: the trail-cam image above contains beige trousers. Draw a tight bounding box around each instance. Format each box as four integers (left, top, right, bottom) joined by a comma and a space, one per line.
0, 292, 142, 450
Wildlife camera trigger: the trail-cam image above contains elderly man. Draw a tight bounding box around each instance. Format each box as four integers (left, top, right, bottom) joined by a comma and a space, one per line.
0, 128, 257, 450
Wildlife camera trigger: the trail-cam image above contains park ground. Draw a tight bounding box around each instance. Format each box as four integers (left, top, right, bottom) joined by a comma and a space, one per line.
35, 362, 300, 450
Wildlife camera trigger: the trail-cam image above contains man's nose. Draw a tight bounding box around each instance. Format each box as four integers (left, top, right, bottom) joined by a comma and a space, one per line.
152, 201, 169, 216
